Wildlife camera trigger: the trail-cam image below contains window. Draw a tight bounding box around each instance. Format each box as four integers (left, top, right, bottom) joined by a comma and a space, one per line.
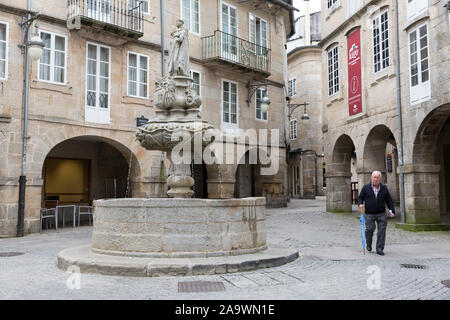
127, 52, 149, 99
328, 0, 338, 9
222, 80, 238, 126
327, 46, 339, 96
221, 2, 238, 60
0, 22, 8, 80
372, 10, 390, 73
290, 119, 297, 140
191, 70, 201, 96
129, 0, 150, 14
408, 23, 430, 104
182, 0, 200, 34
407, 0, 428, 21
249, 13, 268, 56
288, 78, 297, 97
347, 0, 362, 18
38, 31, 67, 84
86, 42, 110, 124
255, 88, 268, 121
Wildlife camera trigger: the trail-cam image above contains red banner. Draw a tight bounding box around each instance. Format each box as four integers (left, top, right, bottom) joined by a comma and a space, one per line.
347, 28, 362, 116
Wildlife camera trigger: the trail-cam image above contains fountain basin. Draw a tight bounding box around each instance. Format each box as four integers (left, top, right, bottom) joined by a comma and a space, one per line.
57, 197, 299, 276
91, 197, 267, 258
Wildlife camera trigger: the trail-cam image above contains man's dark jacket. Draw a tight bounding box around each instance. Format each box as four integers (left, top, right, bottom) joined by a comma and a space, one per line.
357, 183, 395, 214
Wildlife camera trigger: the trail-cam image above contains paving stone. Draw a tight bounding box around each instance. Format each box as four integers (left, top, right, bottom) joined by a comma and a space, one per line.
0, 198, 449, 299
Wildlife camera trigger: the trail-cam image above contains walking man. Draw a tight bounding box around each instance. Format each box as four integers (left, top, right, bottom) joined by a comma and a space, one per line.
358, 171, 395, 256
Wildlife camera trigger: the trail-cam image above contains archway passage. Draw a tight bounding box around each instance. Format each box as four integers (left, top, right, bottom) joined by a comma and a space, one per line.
410, 104, 450, 226
362, 125, 400, 204
234, 150, 264, 198
41, 136, 138, 226
326, 134, 356, 212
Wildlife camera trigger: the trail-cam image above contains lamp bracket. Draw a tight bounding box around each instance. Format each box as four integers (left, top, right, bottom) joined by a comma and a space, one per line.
18, 12, 41, 54
246, 80, 271, 107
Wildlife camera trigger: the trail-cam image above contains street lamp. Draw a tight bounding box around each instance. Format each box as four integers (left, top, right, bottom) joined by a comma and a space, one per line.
260, 94, 271, 113
286, 96, 310, 122
16, 8, 45, 237
246, 81, 274, 111
28, 33, 45, 60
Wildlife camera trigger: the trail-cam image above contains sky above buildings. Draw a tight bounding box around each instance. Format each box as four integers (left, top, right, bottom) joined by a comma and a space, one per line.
293, 0, 321, 18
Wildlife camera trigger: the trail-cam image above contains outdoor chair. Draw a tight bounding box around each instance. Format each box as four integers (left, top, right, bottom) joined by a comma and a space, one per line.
78, 206, 93, 227
40, 208, 58, 232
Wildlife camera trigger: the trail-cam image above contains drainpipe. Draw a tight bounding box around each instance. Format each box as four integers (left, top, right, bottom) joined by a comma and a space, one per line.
394, 0, 406, 223
17, 0, 32, 237
160, 0, 165, 76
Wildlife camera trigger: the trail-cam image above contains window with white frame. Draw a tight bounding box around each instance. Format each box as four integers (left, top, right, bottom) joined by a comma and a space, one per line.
408, 23, 430, 104
327, 46, 339, 96
372, 10, 390, 73
288, 77, 296, 97
38, 31, 67, 84
255, 88, 268, 121
182, 0, 200, 34
249, 13, 268, 56
347, 0, 362, 18
222, 80, 238, 126
191, 70, 201, 96
0, 22, 8, 80
407, 0, 428, 21
128, 52, 149, 99
86, 43, 110, 124
328, 0, 338, 9
129, 0, 150, 14
290, 119, 297, 140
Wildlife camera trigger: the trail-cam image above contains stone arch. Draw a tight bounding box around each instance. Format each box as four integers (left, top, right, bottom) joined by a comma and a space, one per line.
361, 124, 399, 202
40, 135, 142, 209
326, 134, 357, 212
406, 103, 450, 224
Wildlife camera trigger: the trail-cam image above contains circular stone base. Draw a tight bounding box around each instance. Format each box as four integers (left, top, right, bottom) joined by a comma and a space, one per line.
57, 244, 299, 277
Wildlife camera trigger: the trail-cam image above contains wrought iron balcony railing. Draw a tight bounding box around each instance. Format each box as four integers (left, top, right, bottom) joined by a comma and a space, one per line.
202, 30, 271, 76
67, 0, 144, 36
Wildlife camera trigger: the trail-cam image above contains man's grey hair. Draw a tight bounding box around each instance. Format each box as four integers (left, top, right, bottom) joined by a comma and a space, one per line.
371, 170, 382, 177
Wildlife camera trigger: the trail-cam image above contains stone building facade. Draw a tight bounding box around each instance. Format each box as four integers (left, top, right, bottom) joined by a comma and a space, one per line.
286, 2, 324, 199
0, 0, 295, 237
320, 0, 449, 230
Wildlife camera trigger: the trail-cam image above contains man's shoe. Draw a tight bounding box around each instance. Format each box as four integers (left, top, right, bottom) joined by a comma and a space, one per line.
366, 246, 372, 252
376, 251, 384, 256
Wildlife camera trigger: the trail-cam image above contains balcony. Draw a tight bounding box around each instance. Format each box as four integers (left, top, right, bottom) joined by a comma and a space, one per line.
202, 30, 271, 78
67, 0, 144, 45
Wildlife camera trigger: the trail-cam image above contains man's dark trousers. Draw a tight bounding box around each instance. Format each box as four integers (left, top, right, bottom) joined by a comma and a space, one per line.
365, 213, 387, 252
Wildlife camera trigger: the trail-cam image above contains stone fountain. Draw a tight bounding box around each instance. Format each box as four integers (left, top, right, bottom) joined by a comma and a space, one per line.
57, 20, 298, 277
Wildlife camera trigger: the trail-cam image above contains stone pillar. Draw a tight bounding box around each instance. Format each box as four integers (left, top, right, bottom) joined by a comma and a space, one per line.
301, 153, 316, 199
207, 164, 236, 199
398, 164, 448, 230
0, 184, 19, 237
325, 172, 352, 212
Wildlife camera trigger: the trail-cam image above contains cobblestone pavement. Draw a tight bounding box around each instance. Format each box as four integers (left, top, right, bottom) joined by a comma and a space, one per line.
1, 198, 449, 300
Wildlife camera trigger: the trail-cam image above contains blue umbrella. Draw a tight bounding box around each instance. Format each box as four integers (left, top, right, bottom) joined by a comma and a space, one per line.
360, 213, 366, 255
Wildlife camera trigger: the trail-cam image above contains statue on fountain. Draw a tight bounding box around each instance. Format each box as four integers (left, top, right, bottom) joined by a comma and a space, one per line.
135, 19, 215, 198
167, 19, 190, 77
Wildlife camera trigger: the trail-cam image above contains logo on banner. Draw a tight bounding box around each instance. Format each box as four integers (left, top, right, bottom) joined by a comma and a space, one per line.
349, 43, 359, 61
351, 76, 359, 94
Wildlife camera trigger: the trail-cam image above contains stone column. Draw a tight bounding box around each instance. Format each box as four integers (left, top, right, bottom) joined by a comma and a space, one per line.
325, 172, 352, 212
207, 164, 236, 199
398, 164, 448, 231
301, 153, 316, 199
